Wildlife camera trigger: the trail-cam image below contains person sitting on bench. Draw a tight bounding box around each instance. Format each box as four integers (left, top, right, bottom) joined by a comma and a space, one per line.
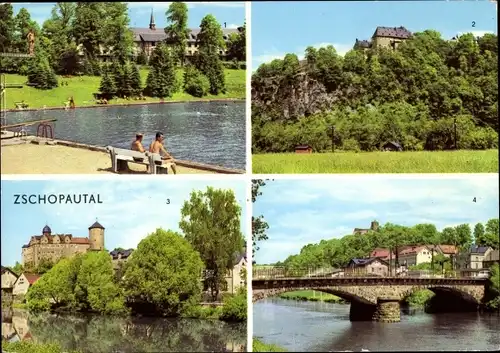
149, 132, 177, 174
131, 133, 146, 162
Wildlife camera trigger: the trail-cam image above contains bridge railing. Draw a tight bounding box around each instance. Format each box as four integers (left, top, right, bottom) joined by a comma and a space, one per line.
252, 267, 480, 280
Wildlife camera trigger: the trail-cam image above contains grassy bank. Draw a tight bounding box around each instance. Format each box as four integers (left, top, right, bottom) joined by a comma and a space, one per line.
2, 341, 81, 353
279, 290, 346, 304
253, 338, 287, 352
253, 150, 498, 173
2, 68, 245, 109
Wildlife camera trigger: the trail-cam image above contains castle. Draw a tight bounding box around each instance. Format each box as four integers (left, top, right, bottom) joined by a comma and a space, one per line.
21, 221, 105, 268
353, 220, 379, 235
354, 26, 412, 51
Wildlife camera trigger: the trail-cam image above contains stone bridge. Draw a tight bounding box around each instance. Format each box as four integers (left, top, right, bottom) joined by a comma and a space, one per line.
252, 277, 487, 323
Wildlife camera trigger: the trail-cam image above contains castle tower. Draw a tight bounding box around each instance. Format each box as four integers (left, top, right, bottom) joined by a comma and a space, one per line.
42, 224, 51, 236
370, 220, 379, 232
149, 9, 156, 30
88, 220, 105, 251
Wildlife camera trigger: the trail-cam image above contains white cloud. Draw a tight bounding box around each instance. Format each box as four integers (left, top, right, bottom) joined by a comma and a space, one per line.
40, 180, 246, 250
456, 30, 496, 37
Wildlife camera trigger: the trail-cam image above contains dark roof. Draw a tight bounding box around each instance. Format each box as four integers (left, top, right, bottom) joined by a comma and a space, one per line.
348, 257, 388, 267
42, 225, 51, 233
232, 247, 247, 266
22, 244, 29, 248
383, 141, 402, 148
1, 266, 19, 278
129, 27, 240, 43
373, 26, 412, 40
295, 145, 312, 149
89, 221, 105, 230
470, 245, 491, 254
355, 39, 372, 48
110, 249, 134, 260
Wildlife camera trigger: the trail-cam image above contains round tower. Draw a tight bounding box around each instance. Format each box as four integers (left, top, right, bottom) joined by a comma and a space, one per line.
88, 220, 105, 251
370, 220, 379, 232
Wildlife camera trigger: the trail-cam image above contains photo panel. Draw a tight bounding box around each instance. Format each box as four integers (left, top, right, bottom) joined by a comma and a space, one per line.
0, 1, 247, 175
251, 0, 498, 174
251, 175, 499, 352
1, 178, 249, 352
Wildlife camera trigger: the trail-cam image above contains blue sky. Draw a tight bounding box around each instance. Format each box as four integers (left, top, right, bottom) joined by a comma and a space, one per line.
253, 175, 499, 265
12, 2, 245, 30
252, 0, 498, 70
1, 179, 247, 266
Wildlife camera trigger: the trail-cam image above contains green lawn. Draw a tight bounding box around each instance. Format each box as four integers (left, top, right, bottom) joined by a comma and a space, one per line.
2, 68, 245, 109
253, 150, 498, 173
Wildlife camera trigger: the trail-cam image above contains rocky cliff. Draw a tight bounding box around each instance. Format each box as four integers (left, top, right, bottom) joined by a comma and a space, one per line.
251, 71, 341, 121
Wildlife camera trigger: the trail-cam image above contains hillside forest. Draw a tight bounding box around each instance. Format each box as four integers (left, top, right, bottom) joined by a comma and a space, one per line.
272, 220, 499, 271
251, 30, 498, 153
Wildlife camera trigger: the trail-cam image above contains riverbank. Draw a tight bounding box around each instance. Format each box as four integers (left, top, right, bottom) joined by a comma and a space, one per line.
253, 338, 287, 352
279, 290, 346, 304
2, 69, 245, 110
1, 137, 244, 174
252, 149, 499, 173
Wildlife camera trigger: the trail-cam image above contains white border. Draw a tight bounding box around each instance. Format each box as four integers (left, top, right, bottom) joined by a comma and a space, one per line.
245, 0, 252, 176
245, 3, 253, 351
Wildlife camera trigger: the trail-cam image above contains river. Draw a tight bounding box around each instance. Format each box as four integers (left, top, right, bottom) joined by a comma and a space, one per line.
5, 101, 245, 170
253, 298, 500, 351
2, 309, 246, 352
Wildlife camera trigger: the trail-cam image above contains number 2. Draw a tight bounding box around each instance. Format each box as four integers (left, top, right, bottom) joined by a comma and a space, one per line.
472, 21, 476, 27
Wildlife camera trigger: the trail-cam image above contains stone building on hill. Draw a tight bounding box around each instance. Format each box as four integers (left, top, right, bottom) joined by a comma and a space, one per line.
130, 10, 243, 59
353, 220, 379, 235
21, 221, 105, 268
354, 26, 412, 50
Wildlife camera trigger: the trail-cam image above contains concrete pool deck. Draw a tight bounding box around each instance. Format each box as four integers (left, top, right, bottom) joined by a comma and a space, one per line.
1, 135, 244, 175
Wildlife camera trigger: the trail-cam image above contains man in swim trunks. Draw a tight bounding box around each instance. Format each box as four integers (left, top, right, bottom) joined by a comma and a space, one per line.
149, 132, 177, 174
131, 133, 145, 153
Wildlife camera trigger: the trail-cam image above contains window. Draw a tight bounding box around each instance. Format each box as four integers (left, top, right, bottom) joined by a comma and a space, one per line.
475, 263, 478, 269
152, 42, 156, 47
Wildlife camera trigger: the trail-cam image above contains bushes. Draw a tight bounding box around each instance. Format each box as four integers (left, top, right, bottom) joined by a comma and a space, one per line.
2, 341, 81, 353
220, 288, 247, 322
184, 65, 210, 97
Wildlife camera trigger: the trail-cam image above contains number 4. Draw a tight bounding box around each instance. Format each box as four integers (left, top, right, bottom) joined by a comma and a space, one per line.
473, 197, 476, 202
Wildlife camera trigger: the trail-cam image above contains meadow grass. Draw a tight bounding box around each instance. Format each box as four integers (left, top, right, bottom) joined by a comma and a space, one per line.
253, 150, 498, 173
2, 68, 245, 109
253, 338, 287, 352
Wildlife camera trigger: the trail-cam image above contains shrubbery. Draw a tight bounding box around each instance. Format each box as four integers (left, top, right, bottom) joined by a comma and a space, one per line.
183, 65, 210, 97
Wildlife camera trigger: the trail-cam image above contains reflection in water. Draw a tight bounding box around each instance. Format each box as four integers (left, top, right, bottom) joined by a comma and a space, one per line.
6, 102, 245, 169
2, 309, 246, 352
254, 299, 500, 352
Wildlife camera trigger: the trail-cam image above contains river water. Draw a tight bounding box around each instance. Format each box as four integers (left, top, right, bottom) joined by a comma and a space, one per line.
253, 298, 500, 351
2, 309, 246, 352
5, 101, 246, 170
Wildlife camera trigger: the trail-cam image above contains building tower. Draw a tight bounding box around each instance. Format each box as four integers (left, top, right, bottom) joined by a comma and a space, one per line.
42, 224, 51, 236
88, 220, 105, 251
149, 9, 156, 30
370, 220, 379, 232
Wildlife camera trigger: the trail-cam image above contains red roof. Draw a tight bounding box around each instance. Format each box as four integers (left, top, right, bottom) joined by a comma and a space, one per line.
370, 248, 395, 259
71, 237, 90, 244
24, 274, 41, 284
399, 246, 429, 255
438, 245, 457, 254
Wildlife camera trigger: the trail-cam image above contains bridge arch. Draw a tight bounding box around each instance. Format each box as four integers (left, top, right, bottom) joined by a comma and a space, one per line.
252, 286, 377, 305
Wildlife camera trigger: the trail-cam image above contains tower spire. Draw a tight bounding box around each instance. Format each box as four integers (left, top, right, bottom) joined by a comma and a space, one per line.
149, 8, 156, 30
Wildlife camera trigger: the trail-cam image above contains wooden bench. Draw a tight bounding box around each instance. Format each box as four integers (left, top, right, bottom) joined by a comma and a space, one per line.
105, 147, 171, 174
